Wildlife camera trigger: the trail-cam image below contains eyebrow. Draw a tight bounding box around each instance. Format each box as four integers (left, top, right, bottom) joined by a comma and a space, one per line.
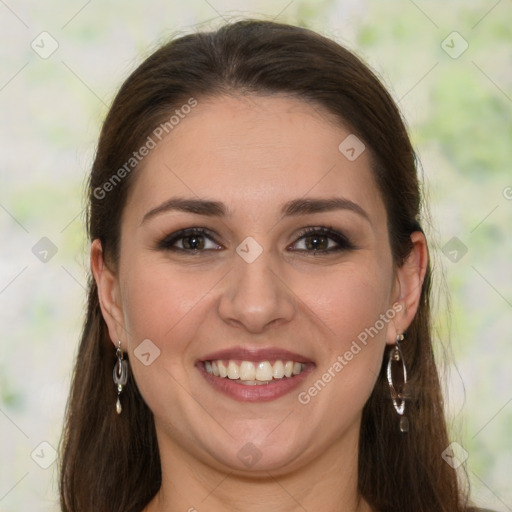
140, 196, 370, 225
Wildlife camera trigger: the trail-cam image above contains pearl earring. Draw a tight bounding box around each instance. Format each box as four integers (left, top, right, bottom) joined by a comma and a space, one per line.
113, 340, 128, 414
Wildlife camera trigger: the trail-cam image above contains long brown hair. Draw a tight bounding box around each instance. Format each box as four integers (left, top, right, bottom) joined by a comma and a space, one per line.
60, 19, 473, 511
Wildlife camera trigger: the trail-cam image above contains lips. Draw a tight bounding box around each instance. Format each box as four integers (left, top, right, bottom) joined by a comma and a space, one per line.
198, 346, 314, 364
196, 346, 315, 402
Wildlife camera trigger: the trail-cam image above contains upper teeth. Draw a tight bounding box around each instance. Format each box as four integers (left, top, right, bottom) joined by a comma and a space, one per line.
204, 360, 305, 381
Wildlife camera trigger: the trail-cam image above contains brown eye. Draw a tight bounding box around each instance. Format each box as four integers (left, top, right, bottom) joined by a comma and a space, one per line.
158, 228, 222, 252
303, 233, 330, 251
290, 227, 354, 254
181, 233, 205, 250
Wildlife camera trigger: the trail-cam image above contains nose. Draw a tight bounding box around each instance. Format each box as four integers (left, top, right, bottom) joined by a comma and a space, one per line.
217, 244, 296, 334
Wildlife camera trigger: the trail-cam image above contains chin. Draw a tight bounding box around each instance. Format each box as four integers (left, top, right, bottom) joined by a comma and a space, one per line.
203, 435, 309, 475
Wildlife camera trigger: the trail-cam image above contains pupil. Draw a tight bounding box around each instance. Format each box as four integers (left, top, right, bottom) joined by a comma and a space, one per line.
306, 234, 327, 250
184, 235, 204, 250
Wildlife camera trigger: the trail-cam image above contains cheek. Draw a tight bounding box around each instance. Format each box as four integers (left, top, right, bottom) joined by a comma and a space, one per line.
293, 259, 393, 412
119, 259, 218, 411
121, 259, 216, 342
298, 258, 393, 343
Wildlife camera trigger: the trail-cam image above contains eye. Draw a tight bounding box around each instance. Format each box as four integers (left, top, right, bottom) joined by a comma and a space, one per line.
157, 226, 354, 255
289, 226, 354, 254
157, 228, 222, 252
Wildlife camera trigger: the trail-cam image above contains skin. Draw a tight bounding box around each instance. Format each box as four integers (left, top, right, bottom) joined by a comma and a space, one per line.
91, 94, 428, 512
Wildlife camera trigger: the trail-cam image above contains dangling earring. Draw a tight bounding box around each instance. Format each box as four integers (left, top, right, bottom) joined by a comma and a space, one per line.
387, 333, 409, 433
113, 340, 128, 414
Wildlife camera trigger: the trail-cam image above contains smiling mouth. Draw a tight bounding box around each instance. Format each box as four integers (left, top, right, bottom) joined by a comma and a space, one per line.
202, 359, 309, 385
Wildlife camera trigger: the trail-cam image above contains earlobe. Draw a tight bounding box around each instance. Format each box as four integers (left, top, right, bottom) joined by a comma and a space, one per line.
90, 239, 125, 347
385, 231, 428, 345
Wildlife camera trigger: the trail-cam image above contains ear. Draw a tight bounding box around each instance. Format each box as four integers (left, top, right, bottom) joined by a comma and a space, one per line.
385, 231, 428, 345
90, 238, 126, 348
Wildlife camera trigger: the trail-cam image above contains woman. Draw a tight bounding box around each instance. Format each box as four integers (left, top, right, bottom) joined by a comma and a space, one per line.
59, 19, 492, 512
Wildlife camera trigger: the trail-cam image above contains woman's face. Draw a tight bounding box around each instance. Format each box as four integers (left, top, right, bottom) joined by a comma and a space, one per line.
96, 94, 410, 474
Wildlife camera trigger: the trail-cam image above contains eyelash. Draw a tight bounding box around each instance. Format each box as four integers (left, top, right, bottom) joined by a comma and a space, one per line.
157, 226, 355, 255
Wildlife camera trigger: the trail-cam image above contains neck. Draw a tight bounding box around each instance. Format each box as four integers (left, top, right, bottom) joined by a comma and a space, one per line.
144, 419, 373, 512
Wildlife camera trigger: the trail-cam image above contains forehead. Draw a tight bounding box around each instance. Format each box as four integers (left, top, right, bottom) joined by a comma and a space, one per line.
123, 94, 385, 223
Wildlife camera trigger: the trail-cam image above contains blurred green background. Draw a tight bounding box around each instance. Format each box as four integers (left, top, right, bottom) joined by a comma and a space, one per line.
0, 1, 510, 510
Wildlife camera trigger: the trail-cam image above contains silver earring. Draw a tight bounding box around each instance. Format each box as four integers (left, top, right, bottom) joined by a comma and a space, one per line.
113, 340, 128, 414
387, 333, 409, 433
